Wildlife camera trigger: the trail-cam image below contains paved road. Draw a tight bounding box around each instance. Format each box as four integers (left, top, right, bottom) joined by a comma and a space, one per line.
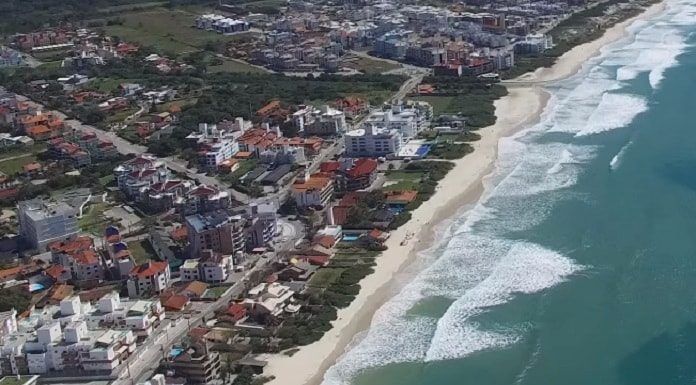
115, 253, 283, 385
64, 119, 252, 203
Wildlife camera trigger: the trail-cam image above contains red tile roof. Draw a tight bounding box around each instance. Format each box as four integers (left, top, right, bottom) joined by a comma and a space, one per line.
346, 158, 378, 179
130, 261, 168, 278
320, 161, 340, 173
162, 294, 189, 311
226, 303, 247, 321
45, 264, 67, 280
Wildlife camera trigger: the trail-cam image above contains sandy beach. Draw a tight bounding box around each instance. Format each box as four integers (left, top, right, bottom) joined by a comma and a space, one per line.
261, 3, 666, 385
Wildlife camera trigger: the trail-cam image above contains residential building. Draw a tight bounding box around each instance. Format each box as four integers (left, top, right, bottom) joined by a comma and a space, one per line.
185, 210, 246, 258
49, 237, 104, 285
0, 309, 17, 341
177, 184, 232, 216
344, 126, 402, 157
0, 47, 23, 67
143, 179, 194, 213
243, 282, 297, 318
84, 292, 165, 339
114, 155, 170, 200
48, 139, 92, 167
292, 105, 347, 136
162, 344, 220, 385
290, 172, 334, 208
181, 250, 233, 284
18, 199, 79, 250
321, 158, 378, 191
126, 261, 171, 298
363, 102, 431, 140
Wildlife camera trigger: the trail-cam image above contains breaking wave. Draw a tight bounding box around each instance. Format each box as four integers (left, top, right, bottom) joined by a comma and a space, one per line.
320, 2, 688, 385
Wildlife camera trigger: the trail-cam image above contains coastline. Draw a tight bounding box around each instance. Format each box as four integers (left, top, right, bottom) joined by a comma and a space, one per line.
261, 2, 666, 385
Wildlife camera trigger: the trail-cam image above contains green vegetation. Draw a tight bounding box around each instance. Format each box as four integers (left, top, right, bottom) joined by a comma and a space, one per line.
204, 286, 230, 298
0, 376, 34, 385
103, 9, 254, 55
149, 72, 403, 155
79, 202, 111, 235
208, 59, 267, 74
0, 155, 36, 176
0, 287, 31, 313
307, 268, 345, 289
411, 76, 507, 127
0, 0, 214, 34
343, 56, 401, 75
383, 170, 424, 191
127, 239, 155, 264
502, 0, 659, 79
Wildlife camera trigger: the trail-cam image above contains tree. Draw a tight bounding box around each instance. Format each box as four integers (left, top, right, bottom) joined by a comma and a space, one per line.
0, 287, 31, 313
232, 366, 255, 385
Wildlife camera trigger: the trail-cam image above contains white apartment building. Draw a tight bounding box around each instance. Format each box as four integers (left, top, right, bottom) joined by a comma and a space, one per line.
203, 139, 239, 168
292, 105, 347, 136
181, 250, 233, 284
85, 292, 165, 338
23, 322, 136, 374
344, 125, 402, 157
18, 199, 79, 250
363, 102, 431, 140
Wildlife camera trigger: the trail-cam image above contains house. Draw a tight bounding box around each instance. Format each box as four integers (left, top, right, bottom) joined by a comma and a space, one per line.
243, 282, 296, 318
127, 261, 171, 298
290, 172, 334, 208
367, 228, 390, 244
162, 294, 190, 312
384, 190, 418, 206
225, 303, 247, 322
44, 264, 70, 284
181, 281, 208, 299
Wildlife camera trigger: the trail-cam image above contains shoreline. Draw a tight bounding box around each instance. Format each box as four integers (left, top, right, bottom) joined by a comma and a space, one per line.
261, 2, 666, 385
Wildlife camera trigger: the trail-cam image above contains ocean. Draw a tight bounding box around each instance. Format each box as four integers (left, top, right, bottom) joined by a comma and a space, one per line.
320, 1, 696, 384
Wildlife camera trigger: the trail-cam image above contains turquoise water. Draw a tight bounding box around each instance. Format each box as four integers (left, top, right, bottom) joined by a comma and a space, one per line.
322, 1, 696, 384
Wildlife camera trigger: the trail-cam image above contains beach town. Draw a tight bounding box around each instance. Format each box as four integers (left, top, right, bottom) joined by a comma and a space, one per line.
0, 0, 665, 385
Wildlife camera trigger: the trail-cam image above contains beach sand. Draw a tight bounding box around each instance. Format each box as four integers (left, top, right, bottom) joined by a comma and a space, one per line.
261, 3, 666, 384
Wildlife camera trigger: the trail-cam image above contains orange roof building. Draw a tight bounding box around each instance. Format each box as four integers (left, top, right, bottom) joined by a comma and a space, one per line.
384, 190, 418, 205
127, 261, 171, 298
290, 172, 334, 208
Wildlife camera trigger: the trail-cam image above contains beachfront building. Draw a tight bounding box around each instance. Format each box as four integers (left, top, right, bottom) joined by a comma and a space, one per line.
344, 126, 402, 158
18, 199, 79, 250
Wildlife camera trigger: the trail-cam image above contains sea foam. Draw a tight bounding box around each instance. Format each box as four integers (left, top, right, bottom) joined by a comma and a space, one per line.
320, 3, 688, 384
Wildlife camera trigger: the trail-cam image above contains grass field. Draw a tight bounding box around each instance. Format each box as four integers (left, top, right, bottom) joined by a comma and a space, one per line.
0, 154, 36, 176
343, 56, 401, 75
208, 58, 266, 74
409, 96, 459, 116
307, 268, 345, 288
88, 78, 128, 94
127, 239, 155, 264
79, 202, 110, 235
104, 9, 257, 54
383, 170, 424, 191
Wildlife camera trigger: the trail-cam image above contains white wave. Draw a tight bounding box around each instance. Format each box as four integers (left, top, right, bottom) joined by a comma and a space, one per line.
577, 93, 647, 137
425, 242, 584, 361
610, 141, 633, 171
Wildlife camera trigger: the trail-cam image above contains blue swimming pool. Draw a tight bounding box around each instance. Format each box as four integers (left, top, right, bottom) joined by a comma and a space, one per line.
342, 234, 360, 242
